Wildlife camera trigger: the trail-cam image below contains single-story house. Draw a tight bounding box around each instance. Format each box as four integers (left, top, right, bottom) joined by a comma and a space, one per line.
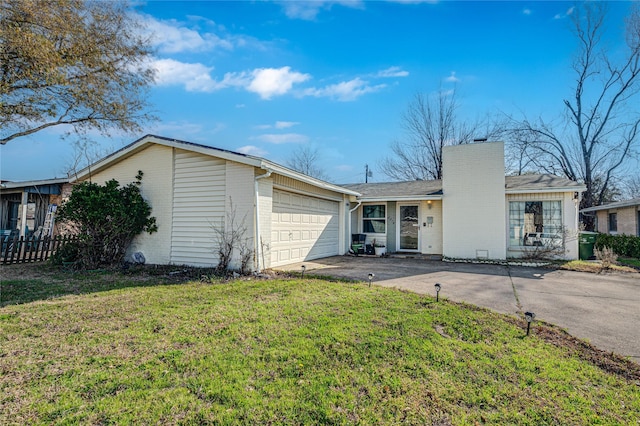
581, 198, 640, 236
67, 135, 585, 270
0, 178, 71, 238
344, 142, 586, 261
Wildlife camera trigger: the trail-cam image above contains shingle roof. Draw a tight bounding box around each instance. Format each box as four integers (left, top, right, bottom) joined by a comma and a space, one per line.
342, 180, 443, 199
581, 197, 640, 212
504, 174, 585, 192
342, 174, 585, 200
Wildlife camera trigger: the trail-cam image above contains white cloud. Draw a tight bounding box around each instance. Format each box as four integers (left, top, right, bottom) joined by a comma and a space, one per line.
275, 121, 299, 129
522, 8, 532, 16
278, 1, 364, 20
377, 66, 409, 78
252, 133, 309, 144
445, 71, 460, 83
303, 78, 386, 101
151, 58, 218, 91
335, 164, 353, 172
237, 145, 268, 156
151, 61, 309, 98
248, 67, 311, 99
256, 121, 300, 130
554, 6, 574, 20
139, 14, 236, 53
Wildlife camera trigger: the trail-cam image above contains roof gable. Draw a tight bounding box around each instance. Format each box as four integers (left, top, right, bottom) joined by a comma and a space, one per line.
72, 134, 359, 197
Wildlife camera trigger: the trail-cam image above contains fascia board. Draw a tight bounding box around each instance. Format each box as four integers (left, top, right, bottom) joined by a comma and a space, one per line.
262, 161, 361, 197
72, 135, 263, 182
357, 195, 443, 202
1, 178, 68, 189
505, 187, 586, 195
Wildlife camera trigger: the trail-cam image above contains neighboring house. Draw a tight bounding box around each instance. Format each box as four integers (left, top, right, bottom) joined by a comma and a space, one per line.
0, 178, 71, 238
65, 136, 585, 270
344, 142, 586, 261
580, 198, 640, 236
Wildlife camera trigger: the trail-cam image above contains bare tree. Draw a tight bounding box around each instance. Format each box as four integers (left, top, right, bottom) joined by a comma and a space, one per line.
623, 174, 640, 198
380, 88, 500, 181
63, 138, 115, 179
0, 0, 155, 145
286, 146, 329, 181
507, 3, 640, 228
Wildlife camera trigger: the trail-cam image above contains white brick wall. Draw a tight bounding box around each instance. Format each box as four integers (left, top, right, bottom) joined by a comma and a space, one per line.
442, 142, 506, 259
86, 144, 173, 264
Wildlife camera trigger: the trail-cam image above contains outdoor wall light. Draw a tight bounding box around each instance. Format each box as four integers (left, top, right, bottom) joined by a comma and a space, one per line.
524, 311, 536, 336
301, 264, 306, 279
368, 273, 375, 287
434, 283, 441, 302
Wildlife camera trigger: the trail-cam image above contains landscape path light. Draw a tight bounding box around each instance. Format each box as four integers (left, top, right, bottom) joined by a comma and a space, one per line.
368, 273, 374, 287
434, 283, 441, 302
301, 264, 306, 279
524, 311, 536, 336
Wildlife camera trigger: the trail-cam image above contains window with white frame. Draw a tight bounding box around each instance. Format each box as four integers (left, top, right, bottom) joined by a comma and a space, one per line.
509, 201, 562, 247
362, 205, 386, 233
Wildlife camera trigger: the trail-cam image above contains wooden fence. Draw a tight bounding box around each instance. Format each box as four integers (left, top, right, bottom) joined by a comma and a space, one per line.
1, 234, 78, 265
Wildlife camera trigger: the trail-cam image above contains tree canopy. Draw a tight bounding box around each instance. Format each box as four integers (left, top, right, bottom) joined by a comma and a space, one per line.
0, 0, 155, 145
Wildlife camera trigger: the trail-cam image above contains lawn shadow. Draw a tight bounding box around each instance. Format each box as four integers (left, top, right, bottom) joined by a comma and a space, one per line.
0, 263, 224, 307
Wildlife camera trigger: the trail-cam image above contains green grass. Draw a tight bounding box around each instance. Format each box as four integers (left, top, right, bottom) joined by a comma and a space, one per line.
618, 257, 640, 269
1, 265, 639, 425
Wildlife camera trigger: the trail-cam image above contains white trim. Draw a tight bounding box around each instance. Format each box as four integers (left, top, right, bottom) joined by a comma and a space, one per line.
261, 163, 359, 197
360, 202, 387, 237
1, 178, 69, 189
71, 135, 360, 197
272, 183, 344, 202
397, 202, 421, 252
357, 195, 442, 203
506, 187, 586, 195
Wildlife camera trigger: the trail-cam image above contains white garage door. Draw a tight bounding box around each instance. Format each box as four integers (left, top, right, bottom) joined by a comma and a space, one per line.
271, 189, 340, 267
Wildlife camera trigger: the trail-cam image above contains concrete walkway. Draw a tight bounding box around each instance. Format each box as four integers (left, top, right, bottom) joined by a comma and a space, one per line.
278, 256, 640, 362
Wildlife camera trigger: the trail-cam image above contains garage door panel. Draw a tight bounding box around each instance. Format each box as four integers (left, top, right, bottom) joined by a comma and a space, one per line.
271, 189, 340, 267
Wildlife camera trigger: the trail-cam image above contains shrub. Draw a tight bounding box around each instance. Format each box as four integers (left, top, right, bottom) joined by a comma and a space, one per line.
48, 241, 82, 266
57, 171, 157, 269
595, 233, 640, 259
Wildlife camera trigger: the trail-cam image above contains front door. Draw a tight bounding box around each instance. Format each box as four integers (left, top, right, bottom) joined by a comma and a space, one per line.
398, 204, 419, 251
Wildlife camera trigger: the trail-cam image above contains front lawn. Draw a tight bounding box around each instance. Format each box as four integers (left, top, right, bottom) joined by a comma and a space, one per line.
1, 265, 638, 424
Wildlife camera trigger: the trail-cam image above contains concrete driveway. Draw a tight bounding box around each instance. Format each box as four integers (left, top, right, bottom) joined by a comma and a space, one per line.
278, 256, 640, 362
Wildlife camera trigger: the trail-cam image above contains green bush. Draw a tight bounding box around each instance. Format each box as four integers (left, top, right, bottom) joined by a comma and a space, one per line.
57, 171, 157, 269
595, 233, 640, 259
48, 241, 82, 266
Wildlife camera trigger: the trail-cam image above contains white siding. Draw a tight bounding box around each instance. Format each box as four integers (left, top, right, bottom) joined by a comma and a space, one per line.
171, 150, 225, 267
271, 189, 340, 267
224, 162, 256, 270
86, 144, 173, 264
442, 142, 506, 259
256, 176, 273, 269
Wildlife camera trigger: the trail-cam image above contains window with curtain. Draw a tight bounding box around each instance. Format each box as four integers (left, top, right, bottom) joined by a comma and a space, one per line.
509, 201, 562, 247
363, 205, 386, 233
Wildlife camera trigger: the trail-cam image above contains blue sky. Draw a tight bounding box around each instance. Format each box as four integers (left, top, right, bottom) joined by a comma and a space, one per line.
0, 1, 635, 183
